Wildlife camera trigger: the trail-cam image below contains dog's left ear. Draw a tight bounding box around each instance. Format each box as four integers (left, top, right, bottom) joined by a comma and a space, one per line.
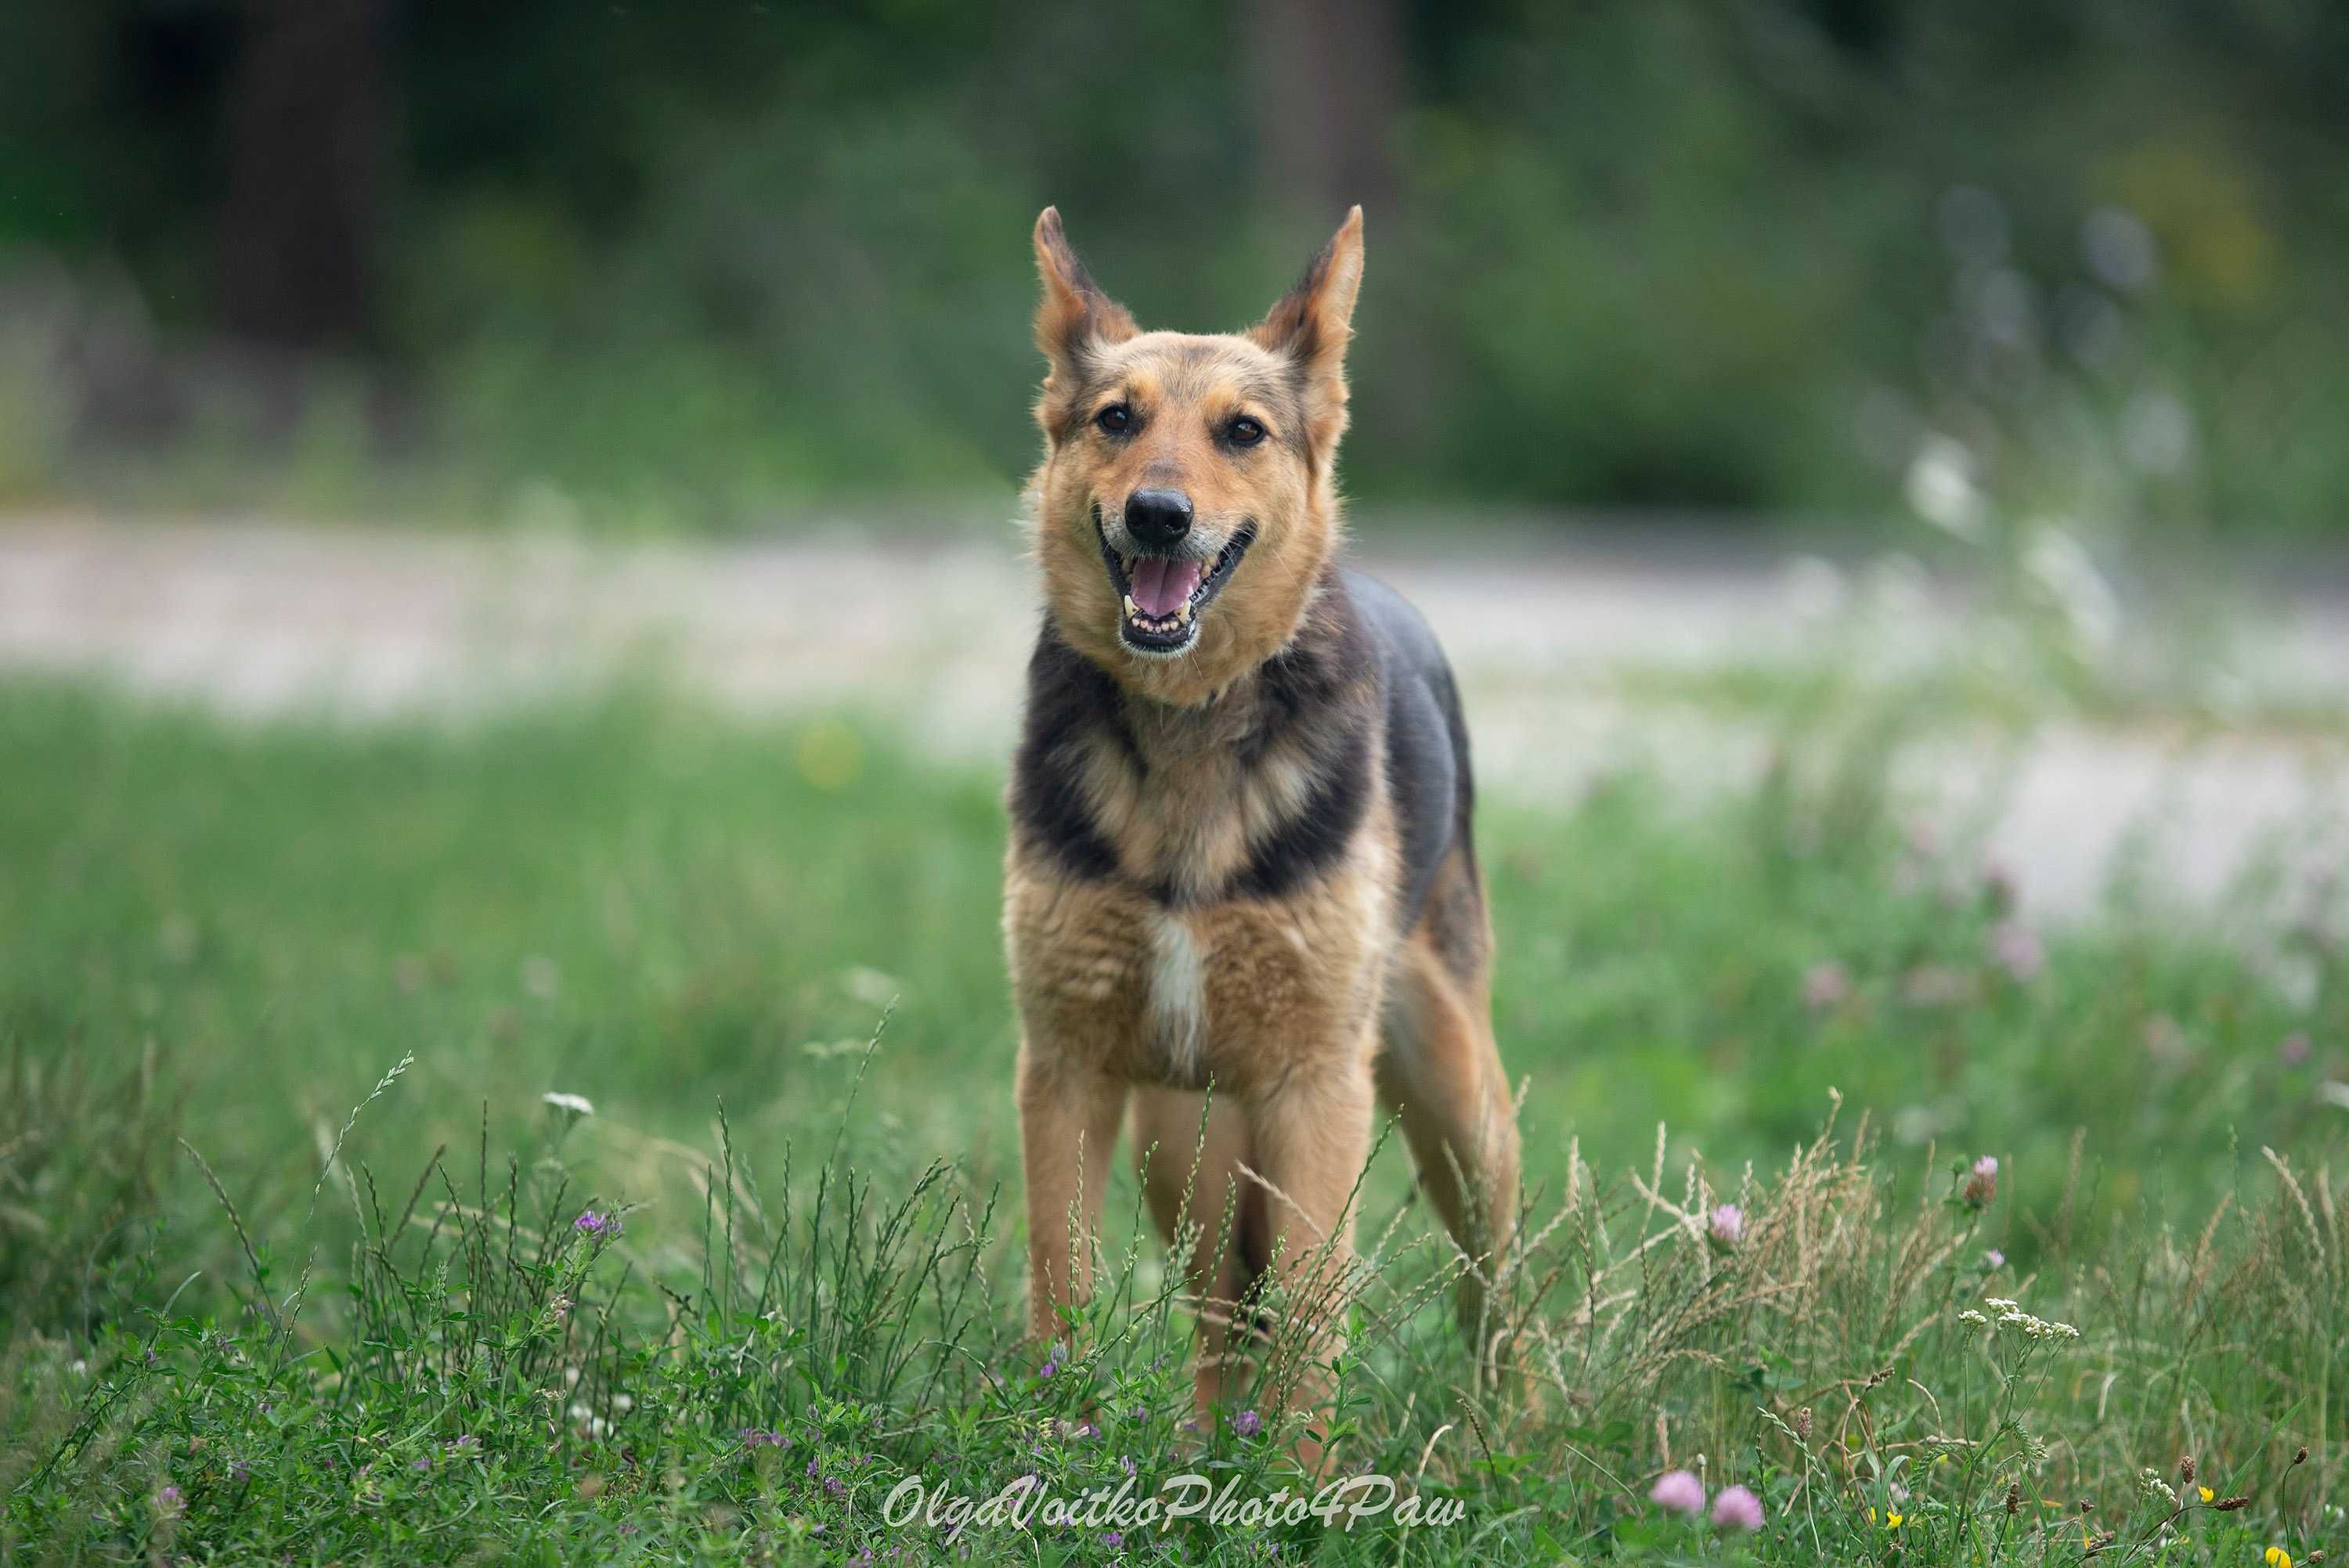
1250, 206, 1365, 456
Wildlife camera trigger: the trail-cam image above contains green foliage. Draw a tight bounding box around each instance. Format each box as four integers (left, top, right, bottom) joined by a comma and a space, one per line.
2, 2, 2346, 527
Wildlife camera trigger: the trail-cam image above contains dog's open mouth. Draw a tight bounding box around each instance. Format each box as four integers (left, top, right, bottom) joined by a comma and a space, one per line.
1096, 516, 1256, 655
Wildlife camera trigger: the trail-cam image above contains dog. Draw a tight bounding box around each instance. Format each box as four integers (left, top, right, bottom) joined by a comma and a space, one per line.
1003, 205, 1520, 1455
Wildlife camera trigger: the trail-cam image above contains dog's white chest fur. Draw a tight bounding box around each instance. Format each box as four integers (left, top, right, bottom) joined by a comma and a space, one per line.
1145, 911, 1207, 1078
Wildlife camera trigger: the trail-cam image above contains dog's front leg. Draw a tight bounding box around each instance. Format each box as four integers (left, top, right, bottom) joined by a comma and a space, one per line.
1247, 1050, 1375, 1469
1017, 1036, 1128, 1345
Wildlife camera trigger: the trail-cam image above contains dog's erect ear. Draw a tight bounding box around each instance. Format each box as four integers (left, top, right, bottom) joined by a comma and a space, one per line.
1034, 207, 1137, 383
1249, 206, 1365, 456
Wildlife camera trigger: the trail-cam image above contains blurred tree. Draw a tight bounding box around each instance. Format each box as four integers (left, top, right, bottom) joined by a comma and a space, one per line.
220, 0, 386, 348
1, 0, 2344, 526
1254, 0, 1404, 214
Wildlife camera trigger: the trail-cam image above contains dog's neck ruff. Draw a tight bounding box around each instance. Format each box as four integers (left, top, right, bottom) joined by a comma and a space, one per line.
1009, 566, 1377, 910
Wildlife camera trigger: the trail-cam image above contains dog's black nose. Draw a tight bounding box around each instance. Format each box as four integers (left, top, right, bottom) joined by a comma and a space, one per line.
1124, 488, 1193, 549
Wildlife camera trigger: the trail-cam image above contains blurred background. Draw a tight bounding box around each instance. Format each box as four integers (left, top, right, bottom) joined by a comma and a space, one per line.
2, 0, 2345, 535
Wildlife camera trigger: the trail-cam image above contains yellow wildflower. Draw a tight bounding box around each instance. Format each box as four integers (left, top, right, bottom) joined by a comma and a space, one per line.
2264, 1548, 2292, 1568
2199, 1487, 2214, 1503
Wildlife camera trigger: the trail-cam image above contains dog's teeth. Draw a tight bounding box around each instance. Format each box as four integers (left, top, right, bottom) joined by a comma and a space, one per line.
1123, 594, 1138, 618
1174, 601, 1191, 625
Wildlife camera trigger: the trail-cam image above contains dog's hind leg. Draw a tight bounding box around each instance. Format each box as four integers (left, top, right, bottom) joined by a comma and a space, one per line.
1131, 1087, 1268, 1412
1376, 849, 1521, 1371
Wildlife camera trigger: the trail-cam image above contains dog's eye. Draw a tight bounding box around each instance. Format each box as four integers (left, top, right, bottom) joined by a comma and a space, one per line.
1227, 416, 1267, 448
1095, 404, 1132, 435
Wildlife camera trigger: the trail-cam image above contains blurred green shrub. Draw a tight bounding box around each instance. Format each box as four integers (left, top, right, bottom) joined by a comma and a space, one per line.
0, 263, 72, 501
0, 0, 2342, 531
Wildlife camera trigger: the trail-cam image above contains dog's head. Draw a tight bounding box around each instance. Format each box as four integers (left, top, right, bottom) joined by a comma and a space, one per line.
1025, 206, 1365, 705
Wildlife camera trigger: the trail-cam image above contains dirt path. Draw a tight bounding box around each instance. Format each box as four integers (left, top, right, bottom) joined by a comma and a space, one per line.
6, 512, 2346, 924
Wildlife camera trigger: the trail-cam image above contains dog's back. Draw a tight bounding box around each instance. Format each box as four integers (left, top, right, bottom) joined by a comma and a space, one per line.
1344, 565, 1477, 947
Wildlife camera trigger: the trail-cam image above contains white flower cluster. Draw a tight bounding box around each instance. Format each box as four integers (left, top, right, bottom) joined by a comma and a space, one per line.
1970, 1296, 2080, 1341
2139, 1469, 2179, 1507
1997, 1308, 2080, 1340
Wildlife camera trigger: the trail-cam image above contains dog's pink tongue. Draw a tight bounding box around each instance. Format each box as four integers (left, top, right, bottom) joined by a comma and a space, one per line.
1131, 557, 1202, 618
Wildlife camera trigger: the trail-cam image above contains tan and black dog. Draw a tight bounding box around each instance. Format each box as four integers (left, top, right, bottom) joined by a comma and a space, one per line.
1004, 206, 1520, 1448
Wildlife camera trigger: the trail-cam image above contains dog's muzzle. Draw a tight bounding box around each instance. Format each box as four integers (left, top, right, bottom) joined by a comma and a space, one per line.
1095, 506, 1256, 657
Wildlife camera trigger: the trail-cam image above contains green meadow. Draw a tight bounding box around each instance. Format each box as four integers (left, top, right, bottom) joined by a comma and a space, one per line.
3, 680, 2344, 1564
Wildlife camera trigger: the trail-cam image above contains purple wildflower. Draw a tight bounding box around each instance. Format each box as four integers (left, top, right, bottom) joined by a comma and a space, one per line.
1803, 962, 1850, 1010
1964, 1155, 1998, 1207
1232, 1409, 1261, 1438
1709, 1204, 1745, 1246
1104, 1531, 1124, 1548
573, 1209, 615, 1236
1985, 1248, 2006, 1269
1990, 919, 2044, 982
1712, 1485, 1764, 1530
1650, 1469, 1705, 1516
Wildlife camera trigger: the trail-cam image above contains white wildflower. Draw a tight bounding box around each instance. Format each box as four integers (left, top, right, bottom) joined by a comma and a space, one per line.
522, 955, 561, 1000
2140, 1469, 2179, 1507
1996, 1309, 2080, 1340
542, 1091, 596, 1118
1958, 1309, 1989, 1326
1985, 1297, 2019, 1310
1906, 435, 1986, 538
2023, 523, 2120, 652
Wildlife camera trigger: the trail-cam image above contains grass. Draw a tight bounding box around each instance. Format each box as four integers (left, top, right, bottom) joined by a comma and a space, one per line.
2, 679, 2345, 1563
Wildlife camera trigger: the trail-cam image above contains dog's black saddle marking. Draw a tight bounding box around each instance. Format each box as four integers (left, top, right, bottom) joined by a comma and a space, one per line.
1344, 565, 1477, 932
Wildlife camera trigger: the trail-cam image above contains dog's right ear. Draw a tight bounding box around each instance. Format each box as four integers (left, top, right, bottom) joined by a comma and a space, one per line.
1034, 207, 1137, 387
